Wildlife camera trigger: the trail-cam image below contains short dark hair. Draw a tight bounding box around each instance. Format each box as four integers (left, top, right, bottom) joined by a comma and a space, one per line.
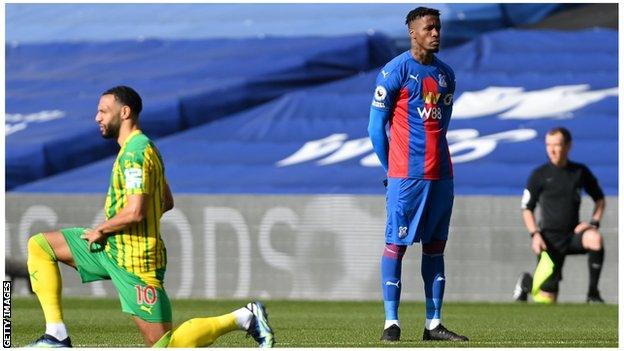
102, 85, 143, 118
547, 126, 572, 145
405, 7, 440, 25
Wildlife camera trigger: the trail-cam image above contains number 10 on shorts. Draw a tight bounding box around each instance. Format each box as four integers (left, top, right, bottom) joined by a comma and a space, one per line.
135, 285, 158, 305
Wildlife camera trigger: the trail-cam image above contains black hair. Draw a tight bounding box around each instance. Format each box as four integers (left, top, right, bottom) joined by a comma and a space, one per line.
405, 7, 440, 25
102, 85, 143, 118
547, 126, 572, 145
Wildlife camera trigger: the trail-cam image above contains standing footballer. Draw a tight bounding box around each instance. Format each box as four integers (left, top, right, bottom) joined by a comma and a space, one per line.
26, 86, 274, 347
368, 7, 467, 342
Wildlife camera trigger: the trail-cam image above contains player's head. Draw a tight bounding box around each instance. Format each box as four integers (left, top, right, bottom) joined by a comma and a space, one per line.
545, 127, 572, 166
96, 86, 143, 139
405, 7, 441, 53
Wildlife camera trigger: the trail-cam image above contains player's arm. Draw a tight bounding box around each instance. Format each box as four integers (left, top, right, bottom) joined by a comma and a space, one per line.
585, 165, 605, 227
521, 170, 546, 254
368, 66, 400, 173
82, 194, 148, 246
575, 166, 606, 232
522, 208, 546, 255
163, 180, 174, 213
521, 209, 539, 237
591, 198, 605, 224
368, 108, 391, 172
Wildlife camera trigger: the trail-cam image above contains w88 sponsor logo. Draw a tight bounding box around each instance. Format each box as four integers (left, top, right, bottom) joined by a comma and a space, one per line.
417, 106, 442, 120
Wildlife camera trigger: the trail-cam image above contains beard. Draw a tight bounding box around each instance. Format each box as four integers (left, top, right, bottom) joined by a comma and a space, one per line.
102, 130, 118, 139
100, 120, 121, 139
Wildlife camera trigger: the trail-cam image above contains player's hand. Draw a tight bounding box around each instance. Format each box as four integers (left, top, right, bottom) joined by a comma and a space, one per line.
531, 232, 547, 255
382, 178, 388, 188
81, 228, 107, 252
574, 221, 592, 234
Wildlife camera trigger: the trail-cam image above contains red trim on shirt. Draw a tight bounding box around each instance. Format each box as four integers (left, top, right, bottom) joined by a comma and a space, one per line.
388, 87, 410, 177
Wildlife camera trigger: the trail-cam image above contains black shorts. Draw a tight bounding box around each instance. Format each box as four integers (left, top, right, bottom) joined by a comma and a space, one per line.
538, 230, 588, 293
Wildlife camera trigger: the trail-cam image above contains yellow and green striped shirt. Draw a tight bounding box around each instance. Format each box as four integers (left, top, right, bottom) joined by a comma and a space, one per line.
104, 130, 167, 274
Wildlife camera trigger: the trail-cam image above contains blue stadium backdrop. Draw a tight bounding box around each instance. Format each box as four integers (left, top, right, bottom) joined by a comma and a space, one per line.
5, 4, 618, 303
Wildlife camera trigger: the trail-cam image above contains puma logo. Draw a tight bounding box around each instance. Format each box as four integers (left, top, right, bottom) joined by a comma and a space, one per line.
385, 280, 401, 288
140, 305, 153, 315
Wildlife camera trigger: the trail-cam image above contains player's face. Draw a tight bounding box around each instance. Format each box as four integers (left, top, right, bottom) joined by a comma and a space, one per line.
95, 94, 122, 139
409, 15, 441, 53
545, 132, 570, 166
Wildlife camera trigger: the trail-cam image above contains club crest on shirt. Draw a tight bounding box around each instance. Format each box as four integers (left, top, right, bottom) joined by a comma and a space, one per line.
398, 226, 408, 238
438, 74, 448, 88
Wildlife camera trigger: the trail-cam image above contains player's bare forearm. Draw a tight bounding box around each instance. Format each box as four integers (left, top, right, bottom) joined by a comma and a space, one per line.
521, 209, 539, 233
96, 208, 143, 235
592, 198, 605, 221
96, 194, 147, 235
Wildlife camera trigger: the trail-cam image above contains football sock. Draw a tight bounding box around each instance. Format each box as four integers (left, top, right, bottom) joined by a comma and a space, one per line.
232, 307, 253, 329
45, 323, 68, 341
27, 233, 67, 339
167, 313, 239, 347
425, 318, 441, 330
381, 244, 406, 321
384, 320, 400, 329
421, 251, 445, 330
587, 248, 604, 295
531, 251, 554, 297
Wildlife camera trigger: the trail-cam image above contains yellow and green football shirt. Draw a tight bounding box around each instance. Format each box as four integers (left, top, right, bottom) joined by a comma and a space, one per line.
104, 130, 167, 274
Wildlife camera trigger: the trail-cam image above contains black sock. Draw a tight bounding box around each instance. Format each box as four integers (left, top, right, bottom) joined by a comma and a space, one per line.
587, 249, 604, 296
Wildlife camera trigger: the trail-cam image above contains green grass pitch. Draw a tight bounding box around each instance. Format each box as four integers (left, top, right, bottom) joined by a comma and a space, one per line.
11, 297, 617, 347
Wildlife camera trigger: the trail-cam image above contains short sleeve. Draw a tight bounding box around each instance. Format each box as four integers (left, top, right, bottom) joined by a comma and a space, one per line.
521, 168, 541, 211
582, 165, 604, 201
121, 149, 150, 195
371, 65, 403, 111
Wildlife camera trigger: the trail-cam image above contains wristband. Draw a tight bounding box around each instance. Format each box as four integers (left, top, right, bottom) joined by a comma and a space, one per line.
589, 220, 600, 229
530, 231, 540, 238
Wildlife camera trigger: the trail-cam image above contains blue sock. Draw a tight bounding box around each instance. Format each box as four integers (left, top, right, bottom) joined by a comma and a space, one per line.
421, 252, 445, 321
381, 244, 406, 321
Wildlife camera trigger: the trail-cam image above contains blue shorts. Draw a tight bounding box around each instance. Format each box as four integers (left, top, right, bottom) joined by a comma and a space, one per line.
385, 178, 454, 245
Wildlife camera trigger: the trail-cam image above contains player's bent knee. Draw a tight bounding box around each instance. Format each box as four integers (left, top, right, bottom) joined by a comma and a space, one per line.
42, 231, 76, 266
27, 233, 56, 261
583, 230, 603, 251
